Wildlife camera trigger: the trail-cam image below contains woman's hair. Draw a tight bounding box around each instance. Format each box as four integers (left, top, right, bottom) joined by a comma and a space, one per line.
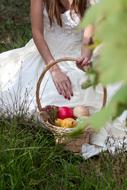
44, 0, 88, 26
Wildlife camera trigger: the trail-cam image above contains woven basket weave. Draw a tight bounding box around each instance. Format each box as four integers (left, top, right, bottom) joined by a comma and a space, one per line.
36, 57, 107, 154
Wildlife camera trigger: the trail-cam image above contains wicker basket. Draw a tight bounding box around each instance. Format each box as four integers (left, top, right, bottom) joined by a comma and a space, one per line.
36, 57, 107, 154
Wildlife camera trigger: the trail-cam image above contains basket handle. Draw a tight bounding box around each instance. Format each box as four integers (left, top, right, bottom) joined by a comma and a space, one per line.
36, 57, 107, 112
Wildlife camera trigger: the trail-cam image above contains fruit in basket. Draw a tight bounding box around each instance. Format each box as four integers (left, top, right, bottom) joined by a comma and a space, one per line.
73, 105, 90, 118
55, 118, 77, 128
41, 105, 58, 124
58, 106, 73, 119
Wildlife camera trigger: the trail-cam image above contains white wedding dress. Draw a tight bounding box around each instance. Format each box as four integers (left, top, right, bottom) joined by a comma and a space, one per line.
0, 8, 104, 114
0, 4, 127, 158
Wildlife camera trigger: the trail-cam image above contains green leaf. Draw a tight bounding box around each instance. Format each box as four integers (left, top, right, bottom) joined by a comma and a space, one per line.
90, 84, 127, 129
70, 117, 90, 137
98, 43, 127, 84
79, 0, 127, 131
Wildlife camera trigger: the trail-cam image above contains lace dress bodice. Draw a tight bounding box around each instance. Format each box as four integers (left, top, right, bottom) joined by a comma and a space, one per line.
42, 0, 99, 57
43, 8, 83, 58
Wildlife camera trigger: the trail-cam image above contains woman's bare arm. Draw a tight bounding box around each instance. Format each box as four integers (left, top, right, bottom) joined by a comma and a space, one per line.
30, 0, 73, 99
30, 0, 59, 71
76, 24, 95, 70
82, 24, 95, 55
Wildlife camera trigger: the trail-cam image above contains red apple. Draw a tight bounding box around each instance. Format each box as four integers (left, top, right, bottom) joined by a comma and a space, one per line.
58, 106, 73, 119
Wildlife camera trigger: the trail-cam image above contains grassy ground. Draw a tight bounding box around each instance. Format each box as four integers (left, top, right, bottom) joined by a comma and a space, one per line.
1, 116, 127, 190
1, 1, 127, 190
0, 0, 31, 52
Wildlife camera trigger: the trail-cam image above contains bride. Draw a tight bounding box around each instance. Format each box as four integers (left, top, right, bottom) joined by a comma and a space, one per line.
0, 0, 102, 114
0, 0, 126, 158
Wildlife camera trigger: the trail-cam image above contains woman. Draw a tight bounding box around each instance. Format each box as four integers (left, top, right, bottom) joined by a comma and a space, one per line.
0, 0, 126, 159
0, 0, 103, 115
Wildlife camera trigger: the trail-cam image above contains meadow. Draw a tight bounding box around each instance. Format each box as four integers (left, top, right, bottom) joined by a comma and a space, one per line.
0, 1, 127, 189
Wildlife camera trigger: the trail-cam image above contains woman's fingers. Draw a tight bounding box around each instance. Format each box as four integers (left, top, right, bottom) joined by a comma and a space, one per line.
76, 57, 91, 70
82, 60, 91, 71
82, 57, 89, 65
67, 77, 73, 98
56, 79, 72, 99
60, 79, 72, 99
51, 69, 73, 100
77, 57, 92, 70
76, 57, 84, 64
61, 82, 70, 99
55, 83, 63, 96
62, 78, 73, 99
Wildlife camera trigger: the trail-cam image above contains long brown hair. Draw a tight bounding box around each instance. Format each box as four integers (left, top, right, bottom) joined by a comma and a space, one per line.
44, 0, 88, 26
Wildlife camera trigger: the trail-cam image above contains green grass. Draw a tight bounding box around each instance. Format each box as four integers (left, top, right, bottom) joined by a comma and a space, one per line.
1, 116, 127, 190
0, 117, 127, 190
0, 0, 31, 52
1, 1, 127, 190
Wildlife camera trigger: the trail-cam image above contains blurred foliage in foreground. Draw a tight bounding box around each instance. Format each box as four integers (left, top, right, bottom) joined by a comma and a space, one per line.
75, 0, 127, 133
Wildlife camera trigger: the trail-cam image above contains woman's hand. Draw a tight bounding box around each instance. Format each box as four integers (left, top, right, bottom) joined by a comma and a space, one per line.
50, 67, 73, 100
76, 47, 93, 71
77, 24, 95, 71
